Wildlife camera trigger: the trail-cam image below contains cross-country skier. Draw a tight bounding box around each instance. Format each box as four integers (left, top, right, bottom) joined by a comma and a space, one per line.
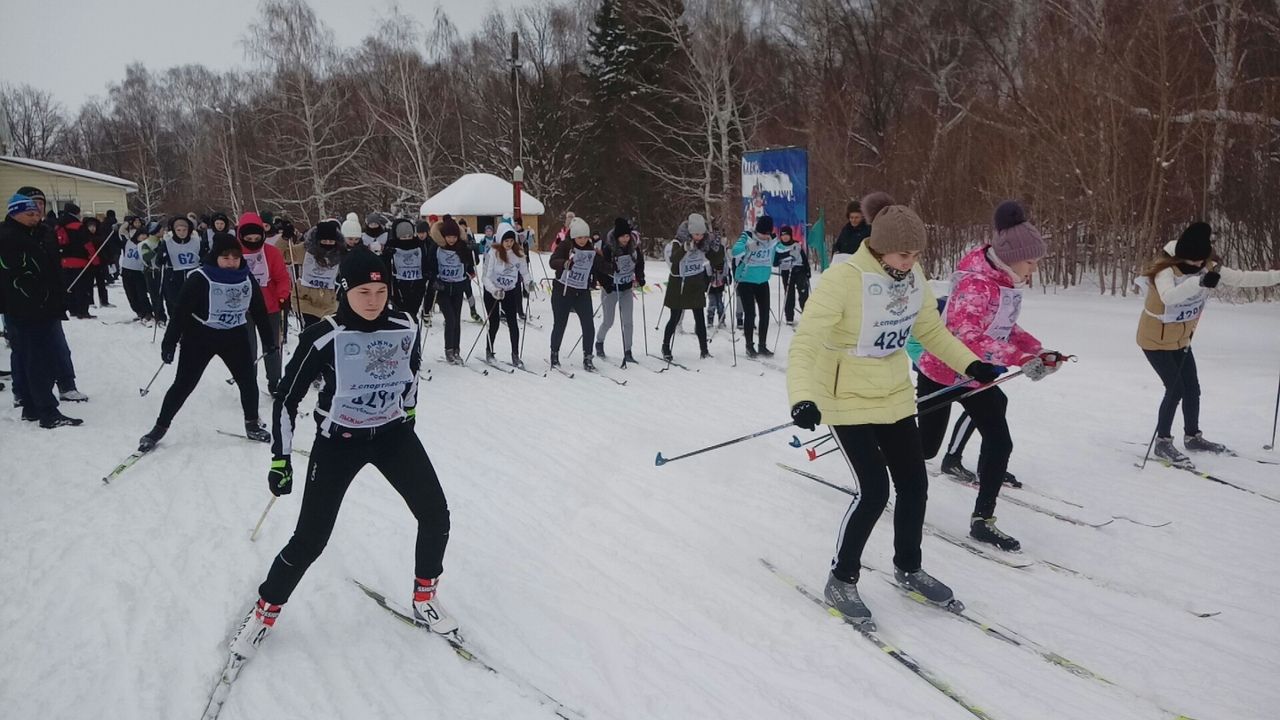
595, 218, 646, 363
732, 215, 777, 357
1137, 221, 1280, 466
138, 224, 168, 325
137, 233, 276, 451
158, 216, 208, 320
387, 218, 427, 318
775, 225, 810, 325
481, 223, 533, 366
427, 215, 477, 364
238, 212, 291, 394
548, 216, 600, 370
787, 193, 1001, 628
361, 212, 388, 255
228, 248, 452, 659
661, 214, 722, 361
295, 220, 344, 328
117, 216, 154, 322
916, 200, 1066, 552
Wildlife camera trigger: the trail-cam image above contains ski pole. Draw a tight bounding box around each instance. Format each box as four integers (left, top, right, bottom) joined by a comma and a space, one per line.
139, 362, 166, 396
566, 298, 604, 357
66, 233, 110, 292
519, 286, 530, 361
789, 433, 830, 448
463, 290, 498, 363
655, 421, 795, 466
1265, 364, 1279, 451
808, 446, 839, 462
916, 375, 981, 405
916, 370, 1027, 419
728, 280, 738, 367
249, 496, 276, 541
1140, 347, 1191, 468
639, 285, 650, 357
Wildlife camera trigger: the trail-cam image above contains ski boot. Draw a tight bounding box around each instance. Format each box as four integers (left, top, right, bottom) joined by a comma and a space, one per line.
661, 345, 673, 362
244, 420, 271, 443
824, 572, 874, 629
1153, 437, 1193, 468
229, 597, 281, 658
59, 389, 90, 402
511, 352, 524, 370
485, 348, 496, 363
583, 355, 595, 372
969, 516, 1021, 552
622, 350, 637, 365
1184, 433, 1229, 454
759, 344, 774, 358
470, 307, 482, 323
699, 344, 711, 360
138, 424, 168, 452
595, 342, 606, 359
744, 343, 758, 358
40, 410, 83, 429
550, 352, 561, 368
411, 577, 458, 635
1002, 471, 1022, 488
940, 453, 977, 483
894, 567, 962, 611
446, 349, 462, 366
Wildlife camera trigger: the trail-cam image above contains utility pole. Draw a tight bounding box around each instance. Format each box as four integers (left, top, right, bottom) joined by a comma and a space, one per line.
508, 32, 522, 170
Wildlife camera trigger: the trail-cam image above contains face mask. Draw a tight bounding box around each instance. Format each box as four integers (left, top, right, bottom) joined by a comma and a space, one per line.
364, 226, 382, 237
1176, 262, 1205, 275
880, 261, 910, 281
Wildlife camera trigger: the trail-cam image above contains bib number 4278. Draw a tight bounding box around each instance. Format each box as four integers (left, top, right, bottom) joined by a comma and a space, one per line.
873, 328, 909, 352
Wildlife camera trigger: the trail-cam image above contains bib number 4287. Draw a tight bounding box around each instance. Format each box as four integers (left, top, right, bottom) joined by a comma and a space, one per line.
873, 328, 909, 352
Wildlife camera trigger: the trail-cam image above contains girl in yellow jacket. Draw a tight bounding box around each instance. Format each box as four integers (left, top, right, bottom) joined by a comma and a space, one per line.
786, 193, 1001, 628
1137, 222, 1280, 468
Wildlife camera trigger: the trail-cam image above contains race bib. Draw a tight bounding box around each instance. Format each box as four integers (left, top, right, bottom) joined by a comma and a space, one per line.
985, 286, 1024, 342
437, 249, 465, 283
203, 272, 253, 330
494, 262, 520, 291
678, 249, 707, 278
744, 241, 774, 268
778, 245, 799, 272
1158, 273, 1209, 324
121, 241, 144, 271
563, 249, 596, 290
165, 237, 201, 270
301, 253, 339, 289
613, 254, 636, 286
331, 328, 415, 429
244, 250, 270, 288
393, 247, 423, 281
854, 272, 923, 358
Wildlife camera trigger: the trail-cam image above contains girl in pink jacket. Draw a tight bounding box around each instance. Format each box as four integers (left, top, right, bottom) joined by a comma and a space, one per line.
916, 201, 1065, 552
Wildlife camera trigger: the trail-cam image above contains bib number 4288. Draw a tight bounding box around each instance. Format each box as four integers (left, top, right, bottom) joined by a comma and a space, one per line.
873, 328, 909, 352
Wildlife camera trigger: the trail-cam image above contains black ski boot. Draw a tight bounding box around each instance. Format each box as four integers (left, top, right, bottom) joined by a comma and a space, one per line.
485, 348, 496, 363
583, 355, 595, 372
470, 307, 482, 323
969, 516, 1021, 552
40, 410, 83, 429
940, 453, 977, 483
759, 342, 774, 358
244, 420, 271, 443
595, 342, 606, 359
511, 352, 524, 369
623, 350, 637, 365
823, 572, 874, 629
894, 567, 961, 610
138, 424, 168, 452
699, 344, 711, 359
550, 352, 561, 368
662, 345, 673, 362
1184, 433, 1229, 454
1153, 437, 1193, 468
745, 343, 758, 358
1003, 471, 1022, 488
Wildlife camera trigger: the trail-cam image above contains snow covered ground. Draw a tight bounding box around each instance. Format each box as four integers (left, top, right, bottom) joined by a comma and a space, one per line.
1, 256, 1277, 720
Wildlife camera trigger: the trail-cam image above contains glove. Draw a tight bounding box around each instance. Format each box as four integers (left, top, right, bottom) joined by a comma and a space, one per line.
790, 401, 822, 431
525, 280, 537, 292
268, 456, 293, 497
493, 289, 505, 299
1201, 271, 1221, 288
965, 361, 1006, 384
1022, 351, 1065, 382
405, 406, 417, 427
161, 346, 175, 364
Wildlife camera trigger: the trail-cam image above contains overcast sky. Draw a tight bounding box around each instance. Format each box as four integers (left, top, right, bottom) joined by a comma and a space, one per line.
1, 0, 536, 110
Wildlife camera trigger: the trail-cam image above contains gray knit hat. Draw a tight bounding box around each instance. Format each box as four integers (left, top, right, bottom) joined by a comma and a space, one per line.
990, 200, 1046, 265
866, 204, 927, 254
687, 213, 708, 236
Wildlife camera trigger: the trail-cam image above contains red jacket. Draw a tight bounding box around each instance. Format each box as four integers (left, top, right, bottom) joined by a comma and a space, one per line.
241, 241, 291, 313
55, 216, 98, 270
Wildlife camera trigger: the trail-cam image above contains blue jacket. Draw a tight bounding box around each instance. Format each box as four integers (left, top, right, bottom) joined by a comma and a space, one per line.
731, 231, 776, 284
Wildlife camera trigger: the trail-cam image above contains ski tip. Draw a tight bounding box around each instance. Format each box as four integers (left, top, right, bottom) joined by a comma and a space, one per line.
655, 452, 667, 467
789, 435, 802, 448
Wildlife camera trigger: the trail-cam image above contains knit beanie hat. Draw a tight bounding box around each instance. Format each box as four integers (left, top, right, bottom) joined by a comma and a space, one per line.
613, 217, 632, 239
861, 191, 895, 224
208, 232, 242, 261
440, 214, 461, 239
569, 216, 590, 239
315, 220, 342, 243
237, 211, 266, 238
364, 211, 387, 228
687, 213, 708, 236
755, 215, 774, 235
338, 247, 389, 290
866, 205, 927, 255
393, 218, 415, 240
15, 186, 45, 202
779, 225, 793, 239
7, 193, 39, 216
415, 220, 431, 234
341, 212, 362, 238
64, 202, 81, 217
846, 200, 861, 216
990, 200, 1047, 265
1174, 222, 1212, 261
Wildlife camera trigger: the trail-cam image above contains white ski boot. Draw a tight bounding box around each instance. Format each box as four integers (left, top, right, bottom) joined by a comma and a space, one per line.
228, 598, 282, 658
411, 577, 458, 635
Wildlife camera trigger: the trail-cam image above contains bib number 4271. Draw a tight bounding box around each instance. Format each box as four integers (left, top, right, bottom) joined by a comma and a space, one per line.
873, 328, 909, 352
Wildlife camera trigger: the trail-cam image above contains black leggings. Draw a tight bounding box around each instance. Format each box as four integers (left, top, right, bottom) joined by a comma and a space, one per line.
946, 412, 977, 458
484, 290, 523, 355
63, 267, 93, 316
550, 290, 593, 356
156, 331, 259, 427
830, 418, 929, 580
246, 311, 283, 389
736, 281, 770, 348
395, 279, 427, 318
663, 308, 707, 350
95, 264, 111, 306
145, 270, 167, 322
1143, 347, 1200, 438
121, 269, 152, 319
917, 374, 1012, 519
437, 291, 464, 351
258, 422, 450, 605
781, 269, 809, 322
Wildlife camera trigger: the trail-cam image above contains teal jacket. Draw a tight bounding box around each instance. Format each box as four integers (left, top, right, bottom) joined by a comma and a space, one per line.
731, 231, 776, 284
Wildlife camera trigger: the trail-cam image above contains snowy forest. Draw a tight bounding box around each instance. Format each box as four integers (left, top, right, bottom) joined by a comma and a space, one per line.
3, 0, 1279, 292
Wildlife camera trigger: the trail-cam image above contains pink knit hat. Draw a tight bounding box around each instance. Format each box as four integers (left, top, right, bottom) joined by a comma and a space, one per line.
991, 200, 1045, 264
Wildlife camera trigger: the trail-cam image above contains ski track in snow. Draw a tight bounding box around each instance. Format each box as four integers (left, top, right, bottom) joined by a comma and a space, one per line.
1, 257, 1277, 719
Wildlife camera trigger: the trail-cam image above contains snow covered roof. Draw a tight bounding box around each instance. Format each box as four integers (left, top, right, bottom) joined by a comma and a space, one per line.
419, 173, 545, 217
1, 156, 138, 192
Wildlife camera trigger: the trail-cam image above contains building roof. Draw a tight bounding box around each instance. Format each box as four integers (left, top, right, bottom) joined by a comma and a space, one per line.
0, 156, 138, 193
419, 173, 545, 217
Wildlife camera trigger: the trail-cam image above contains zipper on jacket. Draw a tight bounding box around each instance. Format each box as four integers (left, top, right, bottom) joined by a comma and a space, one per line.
833, 362, 841, 396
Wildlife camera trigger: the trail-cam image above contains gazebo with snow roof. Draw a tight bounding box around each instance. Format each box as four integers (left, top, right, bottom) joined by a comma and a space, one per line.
419, 173, 545, 246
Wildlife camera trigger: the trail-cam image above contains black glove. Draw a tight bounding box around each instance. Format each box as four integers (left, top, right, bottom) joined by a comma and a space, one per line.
965, 361, 1006, 384
790, 401, 822, 431
268, 456, 293, 496
161, 346, 175, 364
1200, 271, 1221, 288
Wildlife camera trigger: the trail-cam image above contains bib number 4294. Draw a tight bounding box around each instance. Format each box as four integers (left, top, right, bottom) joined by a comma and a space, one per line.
873, 328, 909, 352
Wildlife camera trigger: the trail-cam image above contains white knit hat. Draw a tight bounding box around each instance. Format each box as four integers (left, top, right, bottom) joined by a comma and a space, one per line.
341, 212, 361, 238
569, 217, 591, 239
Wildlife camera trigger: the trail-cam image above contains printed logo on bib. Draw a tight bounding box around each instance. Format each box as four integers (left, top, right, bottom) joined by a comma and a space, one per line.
855, 271, 923, 358
245, 250, 270, 288
393, 247, 423, 281
437, 250, 465, 283
678, 250, 707, 278
563, 249, 596, 290
985, 287, 1023, 342
204, 274, 253, 330
331, 329, 415, 429
745, 242, 774, 268
494, 263, 520, 291
613, 255, 636, 286
301, 253, 339, 289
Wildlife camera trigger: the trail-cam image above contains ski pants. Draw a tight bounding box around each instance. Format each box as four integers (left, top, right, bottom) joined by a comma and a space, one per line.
663, 308, 707, 351
63, 267, 93, 317
946, 412, 977, 459
550, 289, 593, 357
737, 280, 770, 349
156, 329, 259, 428
436, 290, 464, 352
395, 279, 427, 319
10, 318, 77, 406
246, 311, 283, 391
144, 270, 167, 322
596, 289, 634, 353
121, 269, 153, 319
484, 290, 523, 355
162, 268, 192, 322
916, 374, 1012, 519
1143, 347, 1200, 438
6, 317, 64, 418
830, 418, 929, 581
781, 269, 809, 322
94, 263, 111, 306
258, 422, 450, 605
706, 288, 726, 326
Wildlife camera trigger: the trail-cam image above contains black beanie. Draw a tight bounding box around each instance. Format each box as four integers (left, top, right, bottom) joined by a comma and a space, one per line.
1174, 222, 1212, 261
65, 202, 81, 216
613, 217, 632, 239
416, 220, 431, 234
207, 233, 242, 262
338, 247, 389, 291
315, 220, 342, 243
755, 215, 774, 235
